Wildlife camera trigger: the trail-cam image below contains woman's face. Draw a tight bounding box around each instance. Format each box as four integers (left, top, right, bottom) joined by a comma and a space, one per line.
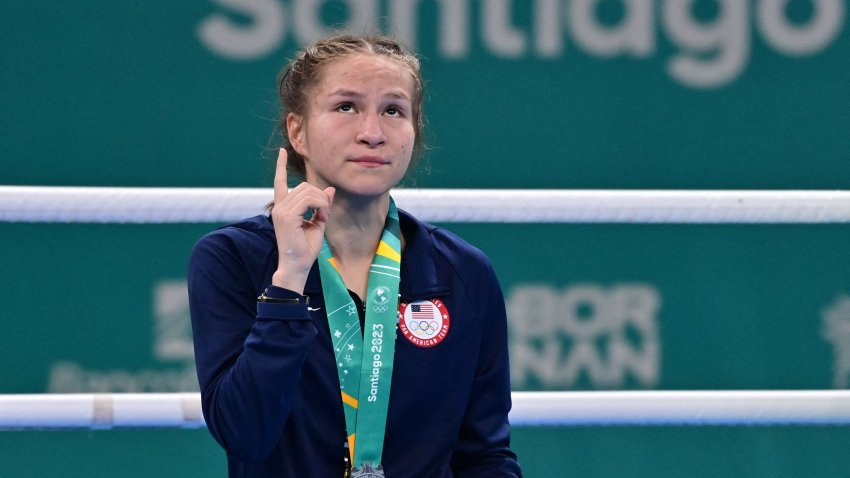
288, 53, 416, 199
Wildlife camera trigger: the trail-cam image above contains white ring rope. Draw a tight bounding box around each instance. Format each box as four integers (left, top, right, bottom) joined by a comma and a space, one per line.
2, 391, 850, 429
3, 190, 849, 429
2, 186, 850, 223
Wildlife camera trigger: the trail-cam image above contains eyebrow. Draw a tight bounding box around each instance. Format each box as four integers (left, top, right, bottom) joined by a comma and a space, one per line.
327, 88, 411, 101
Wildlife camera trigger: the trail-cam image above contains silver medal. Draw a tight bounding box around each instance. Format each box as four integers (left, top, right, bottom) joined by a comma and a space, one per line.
350, 462, 385, 478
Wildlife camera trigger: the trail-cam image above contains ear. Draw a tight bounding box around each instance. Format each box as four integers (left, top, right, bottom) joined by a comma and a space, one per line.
286, 112, 308, 157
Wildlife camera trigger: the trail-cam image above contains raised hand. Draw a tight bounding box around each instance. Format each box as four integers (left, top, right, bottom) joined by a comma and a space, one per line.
270, 148, 335, 293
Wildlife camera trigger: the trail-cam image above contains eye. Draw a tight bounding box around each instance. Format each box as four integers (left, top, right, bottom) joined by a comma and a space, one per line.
337, 103, 355, 113
385, 105, 404, 117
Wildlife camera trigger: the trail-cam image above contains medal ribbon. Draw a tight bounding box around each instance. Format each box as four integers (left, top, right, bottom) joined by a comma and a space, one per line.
318, 198, 401, 472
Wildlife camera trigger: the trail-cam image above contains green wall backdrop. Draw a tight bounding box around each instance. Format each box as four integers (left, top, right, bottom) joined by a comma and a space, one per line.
2, 1, 849, 477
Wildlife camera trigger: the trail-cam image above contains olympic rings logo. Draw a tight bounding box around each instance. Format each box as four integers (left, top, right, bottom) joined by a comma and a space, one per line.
399, 300, 450, 348
407, 320, 440, 336
370, 286, 392, 313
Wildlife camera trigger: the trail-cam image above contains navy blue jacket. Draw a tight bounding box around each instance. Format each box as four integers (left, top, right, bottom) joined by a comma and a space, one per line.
188, 209, 521, 477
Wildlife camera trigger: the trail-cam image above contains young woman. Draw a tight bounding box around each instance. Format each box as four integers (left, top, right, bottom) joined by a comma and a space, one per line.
188, 34, 521, 477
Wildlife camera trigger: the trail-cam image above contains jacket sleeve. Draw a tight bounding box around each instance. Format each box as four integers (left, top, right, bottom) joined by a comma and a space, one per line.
451, 260, 523, 477
187, 231, 316, 461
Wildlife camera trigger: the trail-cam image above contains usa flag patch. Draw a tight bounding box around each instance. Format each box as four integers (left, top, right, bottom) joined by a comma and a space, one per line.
398, 298, 450, 347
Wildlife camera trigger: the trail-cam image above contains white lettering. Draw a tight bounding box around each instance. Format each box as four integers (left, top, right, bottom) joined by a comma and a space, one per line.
758, 0, 845, 55
507, 284, 559, 339
47, 362, 200, 393
508, 283, 661, 389
195, 0, 848, 89
510, 334, 562, 384
197, 0, 286, 60
293, 0, 378, 45
154, 280, 195, 361
535, 0, 562, 57
822, 294, 850, 389
369, 367, 381, 401
663, 0, 749, 88
608, 285, 661, 385
388, 0, 422, 50
482, 0, 527, 58
569, 0, 654, 57
438, 0, 471, 58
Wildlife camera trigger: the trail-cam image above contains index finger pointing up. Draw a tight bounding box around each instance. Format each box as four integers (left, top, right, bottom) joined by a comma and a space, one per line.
274, 148, 289, 205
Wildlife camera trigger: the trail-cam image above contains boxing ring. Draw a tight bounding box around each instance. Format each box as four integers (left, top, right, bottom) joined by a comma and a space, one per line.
2, 186, 850, 430
2, 391, 850, 429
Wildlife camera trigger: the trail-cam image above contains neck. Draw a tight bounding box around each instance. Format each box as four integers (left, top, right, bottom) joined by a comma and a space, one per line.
322, 192, 391, 300
324, 192, 390, 262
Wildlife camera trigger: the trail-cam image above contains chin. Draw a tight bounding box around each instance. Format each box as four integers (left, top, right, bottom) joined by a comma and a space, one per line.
336, 172, 404, 197
337, 180, 396, 199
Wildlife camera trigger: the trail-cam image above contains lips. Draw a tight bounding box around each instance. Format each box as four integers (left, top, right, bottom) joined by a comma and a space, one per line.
349, 156, 388, 167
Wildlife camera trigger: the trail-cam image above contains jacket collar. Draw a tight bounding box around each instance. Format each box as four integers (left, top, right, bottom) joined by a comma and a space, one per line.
301, 208, 449, 302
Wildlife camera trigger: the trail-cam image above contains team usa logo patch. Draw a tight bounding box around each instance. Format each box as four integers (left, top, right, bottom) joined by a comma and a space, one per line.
398, 298, 450, 347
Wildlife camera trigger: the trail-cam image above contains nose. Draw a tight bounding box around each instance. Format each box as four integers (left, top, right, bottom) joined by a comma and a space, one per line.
356, 112, 386, 148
